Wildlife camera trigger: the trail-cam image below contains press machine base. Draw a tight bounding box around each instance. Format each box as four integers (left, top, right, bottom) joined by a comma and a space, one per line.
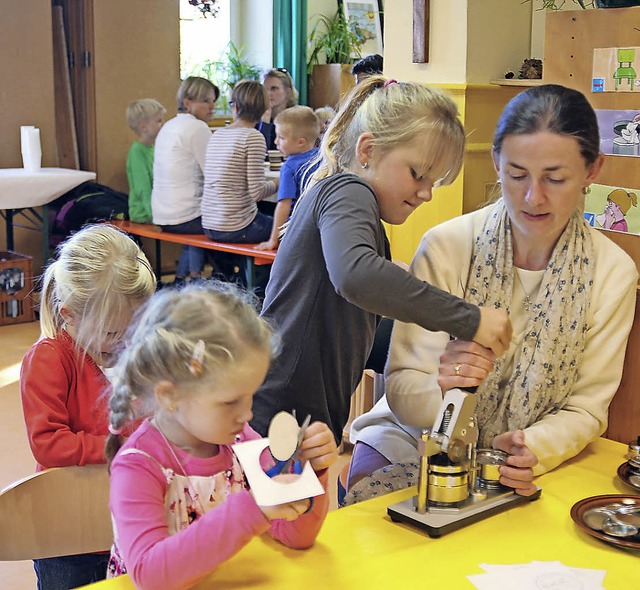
388, 486, 542, 537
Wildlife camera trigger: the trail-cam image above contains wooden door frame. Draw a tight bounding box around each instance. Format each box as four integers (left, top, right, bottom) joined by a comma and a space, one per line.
59, 0, 96, 174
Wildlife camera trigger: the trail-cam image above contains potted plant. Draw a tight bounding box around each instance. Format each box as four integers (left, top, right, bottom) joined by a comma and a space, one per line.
213, 42, 261, 113
307, 10, 365, 109
185, 42, 260, 114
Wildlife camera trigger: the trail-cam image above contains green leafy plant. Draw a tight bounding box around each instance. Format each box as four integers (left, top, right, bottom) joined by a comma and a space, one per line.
183, 42, 261, 113
216, 41, 262, 89
307, 10, 365, 73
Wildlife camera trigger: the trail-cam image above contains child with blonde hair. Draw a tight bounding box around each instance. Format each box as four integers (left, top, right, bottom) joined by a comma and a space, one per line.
105, 283, 337, 590
257, 106, 320, 251
313, 105, 335, 143
250, 76, 513, 443
125, 98, 166, 223
20, 224, 156, 589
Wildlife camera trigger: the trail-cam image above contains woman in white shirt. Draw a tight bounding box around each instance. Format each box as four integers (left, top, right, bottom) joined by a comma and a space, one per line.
151, 76, 219, 284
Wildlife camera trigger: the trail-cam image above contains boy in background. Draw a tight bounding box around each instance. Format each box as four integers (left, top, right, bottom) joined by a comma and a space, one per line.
256, 106, 320, 251
125, 99, 166, 223
314, 105, 335, 146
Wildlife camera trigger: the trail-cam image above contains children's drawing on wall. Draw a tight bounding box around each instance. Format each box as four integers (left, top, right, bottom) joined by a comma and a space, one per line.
592, 47, 640, 93
596, 109, 640, 157
585, 183, 640, 234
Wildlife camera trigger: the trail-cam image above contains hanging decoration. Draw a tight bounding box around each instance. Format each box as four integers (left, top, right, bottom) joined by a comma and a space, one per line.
188, 0, 220, 17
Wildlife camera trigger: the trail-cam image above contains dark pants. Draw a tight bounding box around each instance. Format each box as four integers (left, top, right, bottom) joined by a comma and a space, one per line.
34, 553, 109, 590
160, 217, 205, 278
204, 212, 273, 244
205, 213, 274, 297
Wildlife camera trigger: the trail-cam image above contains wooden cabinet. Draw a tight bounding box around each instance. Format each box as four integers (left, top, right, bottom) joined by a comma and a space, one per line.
545, 8, 640, 444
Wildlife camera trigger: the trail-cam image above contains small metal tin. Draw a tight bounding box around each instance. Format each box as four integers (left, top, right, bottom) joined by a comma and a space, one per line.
627, 436, 640, 462
629, 455, 640, 473
475, 449, 509, 465
476, 449, 509, 490
627, 436, 640, 475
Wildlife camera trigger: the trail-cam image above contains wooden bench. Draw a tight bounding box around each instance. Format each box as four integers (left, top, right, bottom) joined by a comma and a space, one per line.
108, 220, 276, 290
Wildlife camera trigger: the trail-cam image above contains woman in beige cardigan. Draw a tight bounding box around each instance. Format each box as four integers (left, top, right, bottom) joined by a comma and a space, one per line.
342, 84, 638, 505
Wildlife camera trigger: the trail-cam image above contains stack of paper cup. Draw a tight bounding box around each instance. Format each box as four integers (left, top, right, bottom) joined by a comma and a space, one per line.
21, 125, 42, 173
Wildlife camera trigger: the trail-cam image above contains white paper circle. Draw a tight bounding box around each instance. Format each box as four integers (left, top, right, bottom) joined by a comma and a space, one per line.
268, 411, 300, 461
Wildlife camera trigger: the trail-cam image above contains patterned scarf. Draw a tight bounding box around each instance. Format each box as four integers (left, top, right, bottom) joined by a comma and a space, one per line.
466, 199, 594, 447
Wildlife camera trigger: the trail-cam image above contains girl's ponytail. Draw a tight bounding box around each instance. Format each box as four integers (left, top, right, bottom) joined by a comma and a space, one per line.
105, 359, 138, 471
39, 261, 63, 339
310, 75, 387, 186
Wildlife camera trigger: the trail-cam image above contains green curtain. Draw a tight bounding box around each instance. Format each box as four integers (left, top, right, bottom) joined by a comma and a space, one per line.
273, 0, 308, 105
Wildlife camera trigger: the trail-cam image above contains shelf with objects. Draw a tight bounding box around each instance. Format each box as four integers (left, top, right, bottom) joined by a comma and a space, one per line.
544, 6, 640, 444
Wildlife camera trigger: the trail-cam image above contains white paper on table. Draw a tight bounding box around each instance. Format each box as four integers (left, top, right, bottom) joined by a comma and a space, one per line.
20, 125, 42, 173
232, 438, 325, 507
468, 561, 606, 590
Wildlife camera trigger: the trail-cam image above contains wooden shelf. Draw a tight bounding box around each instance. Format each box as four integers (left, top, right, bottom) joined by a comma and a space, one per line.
490, 78, 545, 87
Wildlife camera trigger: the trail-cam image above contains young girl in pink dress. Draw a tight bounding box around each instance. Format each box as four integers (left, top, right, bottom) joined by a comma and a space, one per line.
105, 283, 338, 590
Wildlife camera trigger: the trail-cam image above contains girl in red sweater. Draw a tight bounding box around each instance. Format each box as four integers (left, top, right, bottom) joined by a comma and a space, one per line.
20, 224, 156, 589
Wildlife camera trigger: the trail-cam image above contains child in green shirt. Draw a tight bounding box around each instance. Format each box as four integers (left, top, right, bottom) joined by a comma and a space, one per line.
125, 99, 166, 223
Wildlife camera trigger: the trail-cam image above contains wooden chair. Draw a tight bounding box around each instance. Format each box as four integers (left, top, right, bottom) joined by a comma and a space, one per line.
600, 228, 640, 444
0, 464, 112, 561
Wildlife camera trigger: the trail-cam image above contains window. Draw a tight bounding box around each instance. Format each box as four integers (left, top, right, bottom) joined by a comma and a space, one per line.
179, 0, 231, 80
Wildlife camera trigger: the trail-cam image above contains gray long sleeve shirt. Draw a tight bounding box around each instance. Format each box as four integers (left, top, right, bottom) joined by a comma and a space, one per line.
250, 173, 479, 441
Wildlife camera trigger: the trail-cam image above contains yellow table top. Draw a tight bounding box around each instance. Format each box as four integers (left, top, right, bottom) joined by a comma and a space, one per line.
85, 438, 639, 589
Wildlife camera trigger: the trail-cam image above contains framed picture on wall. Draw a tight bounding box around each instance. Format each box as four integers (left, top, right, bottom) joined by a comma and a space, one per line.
342, 0, 384, 57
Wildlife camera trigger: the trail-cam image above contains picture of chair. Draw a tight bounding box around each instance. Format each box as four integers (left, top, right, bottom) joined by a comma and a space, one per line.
613, 48, 636, 91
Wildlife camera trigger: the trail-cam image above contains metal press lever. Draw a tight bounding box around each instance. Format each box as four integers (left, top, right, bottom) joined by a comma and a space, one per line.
415, 388, 478, 514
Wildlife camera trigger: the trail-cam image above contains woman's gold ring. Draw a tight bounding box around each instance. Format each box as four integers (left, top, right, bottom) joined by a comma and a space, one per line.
454, 363, 462, 377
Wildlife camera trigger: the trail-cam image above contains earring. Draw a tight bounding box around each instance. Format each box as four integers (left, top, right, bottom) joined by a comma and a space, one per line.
361, 162, 369, 170
582, 186, 591, 195
168, 406, 175, 413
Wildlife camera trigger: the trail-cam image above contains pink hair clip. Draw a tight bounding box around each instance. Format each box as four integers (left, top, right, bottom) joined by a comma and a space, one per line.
108, 424, 123, 436
383, 79, 398, 87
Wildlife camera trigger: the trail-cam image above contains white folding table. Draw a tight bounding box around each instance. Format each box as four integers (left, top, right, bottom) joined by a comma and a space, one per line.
0, 168, 96, 263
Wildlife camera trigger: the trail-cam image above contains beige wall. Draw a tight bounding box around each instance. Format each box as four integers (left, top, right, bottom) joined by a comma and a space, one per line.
466, 0, 531, 84
0, 0, 180, 271
0, 0, 57, 260
93, 0, 180, 193
233, 0, 273, 71
384, 0, 467, 83
384, 0, 530, 85
0, 0, 56, 172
